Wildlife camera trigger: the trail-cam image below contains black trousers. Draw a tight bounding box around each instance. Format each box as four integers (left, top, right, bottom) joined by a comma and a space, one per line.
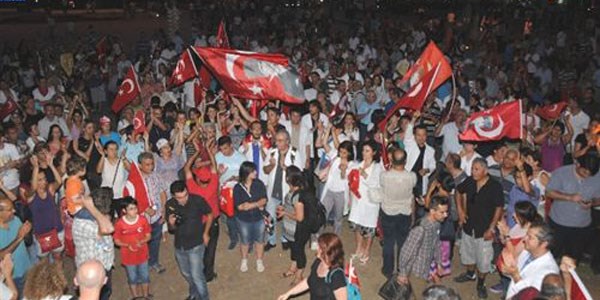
204, 217, 220, 280
549, 218, 592, 262
290, 226, 311, 269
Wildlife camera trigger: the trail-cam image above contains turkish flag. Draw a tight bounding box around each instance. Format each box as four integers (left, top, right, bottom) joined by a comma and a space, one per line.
398, 41, 452, 91
569, 268, 593, 300
378, 62, 443, 132
169, 48, 199, 87
0, 99, 18, 120
216, 20, 230, 49
193, 78, 206, 107
459, 100, 522, 142
133, 110, 145, 134
123, 162, 151, 215
111, 66, 141, 113
536, 101, 568, 120
348, 169, 361, 199
194, 47, 305, 104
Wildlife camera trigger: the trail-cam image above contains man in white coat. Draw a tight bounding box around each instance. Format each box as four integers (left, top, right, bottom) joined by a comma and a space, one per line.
263, 129, 302, 251
404, 112, 436, 197
504, 222, 560, 299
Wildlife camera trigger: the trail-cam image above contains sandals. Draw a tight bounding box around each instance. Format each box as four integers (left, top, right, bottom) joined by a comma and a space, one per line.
359, 255, 370, 264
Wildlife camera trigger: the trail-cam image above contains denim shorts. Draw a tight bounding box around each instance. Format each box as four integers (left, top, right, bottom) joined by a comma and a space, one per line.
124, 262, 150, 285
236, 218, 265, 245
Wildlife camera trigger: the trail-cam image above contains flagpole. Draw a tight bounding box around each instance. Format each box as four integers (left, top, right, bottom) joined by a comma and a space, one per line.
444, 69, 458, 121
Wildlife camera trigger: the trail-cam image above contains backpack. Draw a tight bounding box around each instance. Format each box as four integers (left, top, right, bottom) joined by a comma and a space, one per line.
299, 190, 326, 234
326, 267, 361, 300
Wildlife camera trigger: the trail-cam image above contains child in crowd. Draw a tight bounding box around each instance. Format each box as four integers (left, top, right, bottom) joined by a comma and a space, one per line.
113, 197, 152, 299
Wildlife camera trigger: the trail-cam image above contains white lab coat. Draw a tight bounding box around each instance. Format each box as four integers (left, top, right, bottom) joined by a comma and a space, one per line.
404, 123, 436, 195
348, 160, 383, 228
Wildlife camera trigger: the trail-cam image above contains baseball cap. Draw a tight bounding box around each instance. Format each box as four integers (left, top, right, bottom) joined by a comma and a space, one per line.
194, 167, 212, 182
156, 138, 169, 150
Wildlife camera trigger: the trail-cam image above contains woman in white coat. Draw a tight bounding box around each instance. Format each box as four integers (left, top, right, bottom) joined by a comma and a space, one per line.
318, 126, 355, 235
348, 140, 383, 264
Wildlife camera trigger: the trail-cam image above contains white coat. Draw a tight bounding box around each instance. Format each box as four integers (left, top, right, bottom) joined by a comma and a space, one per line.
264, 147, 303, 201
506, 251, 560, 299
404, 123, 436, 196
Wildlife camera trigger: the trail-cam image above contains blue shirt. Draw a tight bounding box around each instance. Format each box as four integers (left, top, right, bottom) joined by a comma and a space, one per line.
547, 165, 600, 227
357, 100, 382, 125
507, 185, 540, 228
0, 218, 31, 278
99, 132, 121, 147
215, 150, 247, 185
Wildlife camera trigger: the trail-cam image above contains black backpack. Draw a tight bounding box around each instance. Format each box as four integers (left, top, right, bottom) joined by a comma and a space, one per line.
299, 190, 326, 234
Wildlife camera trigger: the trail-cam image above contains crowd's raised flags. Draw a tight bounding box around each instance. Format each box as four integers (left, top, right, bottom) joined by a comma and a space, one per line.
123, 162, 151, 215
459, 100, 522, 142
378, 62, 443, 132
536, 101, 568, 120
133, 110, 146, 134
216, 20, 230, 49
569, 268, 593, 300
194, 47, 305, 104
397, 41, 452, 91
169, 48, 200, 87
193, 78, 206, 107
0, 98, 18, 120
111, 65, 141, 113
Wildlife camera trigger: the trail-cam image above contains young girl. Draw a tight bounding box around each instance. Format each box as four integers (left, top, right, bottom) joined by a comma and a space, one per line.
113, 197, 152, 299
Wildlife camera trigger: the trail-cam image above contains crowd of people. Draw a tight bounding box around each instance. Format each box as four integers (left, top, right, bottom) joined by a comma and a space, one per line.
0, 0, 599, 299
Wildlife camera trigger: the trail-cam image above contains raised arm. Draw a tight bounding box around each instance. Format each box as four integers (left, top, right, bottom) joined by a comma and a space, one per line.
231, 97, 258, 123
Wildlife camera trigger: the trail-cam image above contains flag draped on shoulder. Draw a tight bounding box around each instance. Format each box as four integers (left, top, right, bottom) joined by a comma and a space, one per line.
194, 47, 305, 104
111, 65, 141, 113
536, 101, 568, 120
0, 99, 18, 120
459, 100, 522, 142
398, 41, 452, 91
123, 162, 151, 214
169, 48, 199, 87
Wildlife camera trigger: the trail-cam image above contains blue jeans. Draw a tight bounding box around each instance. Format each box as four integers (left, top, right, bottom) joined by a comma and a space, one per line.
265, 197, 284, 246
124, 262, 150, 284
149, 221, 162, 267
380, 211, 411, 277
225, 215, 240, 245
237, 218, 265, 245
175, 245, 210, 300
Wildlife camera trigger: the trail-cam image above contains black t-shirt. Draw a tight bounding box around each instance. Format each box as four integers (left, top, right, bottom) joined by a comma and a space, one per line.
166, 194, 212, 250
456, 176, 504, 238
575, 133, 588, 148
307, 259, 346, 300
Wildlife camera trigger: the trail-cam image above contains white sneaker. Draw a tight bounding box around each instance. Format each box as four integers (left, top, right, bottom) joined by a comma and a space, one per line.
240, 259, 248, 272
256, 259, 265, 273
311, 241, 318, 251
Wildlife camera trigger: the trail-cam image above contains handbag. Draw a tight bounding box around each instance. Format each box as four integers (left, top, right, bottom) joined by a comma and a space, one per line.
378, 274, 413, 300
35, 228, 62, 253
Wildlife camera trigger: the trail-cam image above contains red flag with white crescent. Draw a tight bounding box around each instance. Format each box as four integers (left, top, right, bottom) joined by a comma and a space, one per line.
378, 62, 442, 132
536, 101, 568, 120
123, 162, 151, 214
133, 110, 145, 134
459, 100, 523, 142
193, 78, 206, 107
397, 41, 452, 91
169, 48, 199, 87
194, 47, 305, 104
0, 99, 18, 120
111, 66, 141, 113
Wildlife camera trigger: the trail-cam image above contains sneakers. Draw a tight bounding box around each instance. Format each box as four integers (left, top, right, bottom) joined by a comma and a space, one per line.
489, 282, 504, 294
453, 272, 476, 283
256, 259, 265, 273
240, 259, 248, 273
310, 241, 318, 251
477, 284, 488, 299
151, 264, 166, 274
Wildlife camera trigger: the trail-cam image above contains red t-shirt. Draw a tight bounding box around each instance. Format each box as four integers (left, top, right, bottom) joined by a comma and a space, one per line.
186, 175, 220, 219
113, 215, 151, 266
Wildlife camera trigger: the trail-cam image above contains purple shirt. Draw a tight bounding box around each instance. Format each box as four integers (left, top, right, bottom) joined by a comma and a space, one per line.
541, 138, 564, 172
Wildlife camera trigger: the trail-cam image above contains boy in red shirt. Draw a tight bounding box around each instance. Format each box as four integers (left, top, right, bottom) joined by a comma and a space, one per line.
113, 197, 151, 299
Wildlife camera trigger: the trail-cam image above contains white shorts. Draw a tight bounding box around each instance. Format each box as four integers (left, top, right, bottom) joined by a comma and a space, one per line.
459, 230, 494, 273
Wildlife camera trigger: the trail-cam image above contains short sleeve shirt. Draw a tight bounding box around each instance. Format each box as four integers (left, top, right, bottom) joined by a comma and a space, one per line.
307, 259, 346, 300
457, 176, 504, 238
113, 215, 151, 265
0, 218, 31, 278
547, 165, 598, 227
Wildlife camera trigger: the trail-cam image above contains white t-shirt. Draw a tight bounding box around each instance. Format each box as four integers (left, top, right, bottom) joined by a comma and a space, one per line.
32, 86, 56, 104
0, 143, 21, 190
461, 152, 482, 176
100, 157, 128, 199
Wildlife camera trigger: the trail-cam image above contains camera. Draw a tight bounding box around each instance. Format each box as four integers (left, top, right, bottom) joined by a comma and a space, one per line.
173, 213, 184, 226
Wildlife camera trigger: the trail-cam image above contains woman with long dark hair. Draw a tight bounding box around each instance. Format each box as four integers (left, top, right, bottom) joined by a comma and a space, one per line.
278, 233, 348, 300
233, 161, 268, 273
278, 166, 311, 286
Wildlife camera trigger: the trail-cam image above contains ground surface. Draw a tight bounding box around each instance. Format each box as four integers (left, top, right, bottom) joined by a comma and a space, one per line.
2, 8, 600, 300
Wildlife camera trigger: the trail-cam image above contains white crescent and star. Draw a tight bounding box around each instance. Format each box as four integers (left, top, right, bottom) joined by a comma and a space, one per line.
120, 79, 135, 95
133, 118, 142, 130
473, 115, 505, 139
408, 82, 423, 97
249, 83, 263, 96
548, 104, 558, 112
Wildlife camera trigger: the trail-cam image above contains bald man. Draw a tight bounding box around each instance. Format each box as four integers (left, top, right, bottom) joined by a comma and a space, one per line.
75, 259, 107, 300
